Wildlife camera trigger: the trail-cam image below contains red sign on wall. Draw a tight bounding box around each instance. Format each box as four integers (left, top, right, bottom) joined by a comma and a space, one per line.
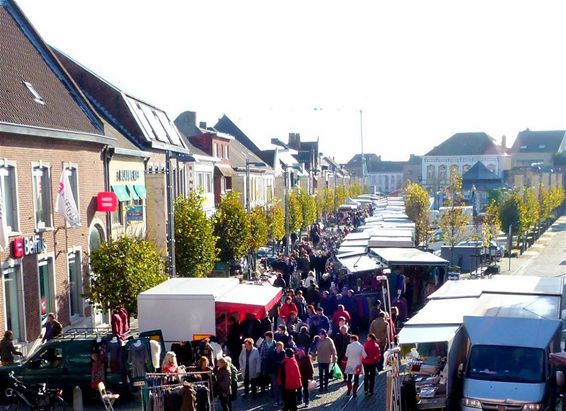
12, 238, 24, 259
97, 192, 118, 212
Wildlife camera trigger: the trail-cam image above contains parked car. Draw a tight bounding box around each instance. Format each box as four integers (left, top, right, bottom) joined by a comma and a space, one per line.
0, 329, 163, 402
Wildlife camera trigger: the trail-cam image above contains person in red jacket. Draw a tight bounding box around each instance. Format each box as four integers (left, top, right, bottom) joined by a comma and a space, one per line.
279, 297, 299, 323
278, 348, 302, 411
362, 333, 381, 395
332, 304, 351, 327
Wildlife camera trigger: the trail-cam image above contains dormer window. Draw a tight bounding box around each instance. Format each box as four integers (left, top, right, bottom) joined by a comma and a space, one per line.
520, 145, 527, 150
22, 81, 45, 105
538, 144, 545, 149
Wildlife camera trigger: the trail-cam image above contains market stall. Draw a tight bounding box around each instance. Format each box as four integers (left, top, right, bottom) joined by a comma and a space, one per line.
370, 248, 449, 314
138, 278, 282, 343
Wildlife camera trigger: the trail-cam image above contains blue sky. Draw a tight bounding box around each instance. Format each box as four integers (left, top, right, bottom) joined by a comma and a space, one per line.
16, 0, 566, 163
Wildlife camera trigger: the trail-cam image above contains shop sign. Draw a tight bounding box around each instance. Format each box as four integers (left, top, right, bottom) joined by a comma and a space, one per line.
116, 170, 140, 182
97, 192, 118, 212
126, 205, 144, 221
12, 235, 47, 258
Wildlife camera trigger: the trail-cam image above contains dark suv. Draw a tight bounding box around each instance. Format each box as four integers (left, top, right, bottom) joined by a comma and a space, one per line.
0, 329, 163, 401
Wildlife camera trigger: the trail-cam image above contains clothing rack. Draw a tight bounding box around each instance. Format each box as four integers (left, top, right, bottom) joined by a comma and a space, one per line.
145, 371, 214, 411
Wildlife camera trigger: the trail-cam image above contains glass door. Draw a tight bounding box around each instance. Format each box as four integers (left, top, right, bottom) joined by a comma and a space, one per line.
38, 260, 53, 322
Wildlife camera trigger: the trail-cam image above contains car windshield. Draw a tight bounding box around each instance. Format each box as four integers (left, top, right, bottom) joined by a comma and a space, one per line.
467, 345, 544, 383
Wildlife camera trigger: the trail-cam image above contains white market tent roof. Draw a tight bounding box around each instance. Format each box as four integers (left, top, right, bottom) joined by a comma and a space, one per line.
405, 298, 480, 326
368, 236, 413, 248
371, 247, 449, 266
343, 232, 372, 241
338, 253, 383, 273
139, 277, 238, 299
339, 239, 369, 248
428, 275, 564, 300
337, 246, 368, 256
398, 325, 460, 345
216, 283, 282, 308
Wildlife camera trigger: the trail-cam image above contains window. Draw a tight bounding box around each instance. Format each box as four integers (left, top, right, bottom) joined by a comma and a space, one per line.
438, 165, 447, 182
111, 204, 123, 226
462, 164, 471, 174
32, 165, 52, 229
68, 251, 81, 318
213, 143, 218, 158
223, 145, 227, 159
23, 81, 45, 105
205, 173, 212, 193
0, 163, 18, 233
226, 146, 229, 159
427, 165, 435, 180
38, 258, 55, 322
3, 266, 24, 341
197, 173, 205, 192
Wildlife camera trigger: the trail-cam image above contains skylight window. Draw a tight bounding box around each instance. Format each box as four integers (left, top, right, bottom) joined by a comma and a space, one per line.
23, 81, 45, 105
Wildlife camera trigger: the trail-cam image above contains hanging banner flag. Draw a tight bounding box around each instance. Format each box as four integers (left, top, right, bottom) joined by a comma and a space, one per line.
0, 184, 8, 250
56, 169, 80, 227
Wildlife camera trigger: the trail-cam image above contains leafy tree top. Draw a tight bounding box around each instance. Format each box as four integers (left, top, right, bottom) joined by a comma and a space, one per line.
174, 192, 218, 277
87, 236, 167, 315
249, 206, 269, 251
213, 192, 251, 262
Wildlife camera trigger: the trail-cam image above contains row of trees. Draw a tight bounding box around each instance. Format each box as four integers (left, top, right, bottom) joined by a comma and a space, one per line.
86, 182, 366, 314
405, 176, 565, 261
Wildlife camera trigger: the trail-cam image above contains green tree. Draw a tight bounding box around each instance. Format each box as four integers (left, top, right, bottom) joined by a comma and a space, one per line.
498, 189, 529, 253
349, 183, 364, 198
174, 192, 218, 278
335, 186, 349, 209
267, 201, 285, 243
87, 236, 167, 315
404, 182, 431, 246
482, 200, 501, 246
439, 172, 470, 264
522, 187, 540, 234
298, 189, 317, 231
213, 192, 251, 262
288, 189, 303, 233
249, 206, 269, 251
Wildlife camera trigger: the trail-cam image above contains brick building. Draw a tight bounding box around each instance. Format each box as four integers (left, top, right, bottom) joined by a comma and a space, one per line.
0, 0, 114, 350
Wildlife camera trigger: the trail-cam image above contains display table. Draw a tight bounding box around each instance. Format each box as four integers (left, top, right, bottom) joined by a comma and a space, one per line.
417, 396, 446, 410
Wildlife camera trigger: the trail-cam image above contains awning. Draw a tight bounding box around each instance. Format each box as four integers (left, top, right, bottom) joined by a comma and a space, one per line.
215, 163, 236, 177
134, 184, 147, 199
398, 325, 460, 345
216, 284, 282, 322
337, 253, 383, 273
111, 185, 130, 202
128, 185, 140, 200
371, 247, 449, 266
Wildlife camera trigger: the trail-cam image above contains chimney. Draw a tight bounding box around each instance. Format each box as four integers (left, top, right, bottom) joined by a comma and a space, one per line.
174, 111, 198, 138
288, 132, 301, 149
199, 121, 207, 129
501, 135, 507, 149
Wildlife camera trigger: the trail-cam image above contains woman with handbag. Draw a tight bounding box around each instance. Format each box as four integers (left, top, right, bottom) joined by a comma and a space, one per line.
295, 348, 314, 408
344, 335, 366, 397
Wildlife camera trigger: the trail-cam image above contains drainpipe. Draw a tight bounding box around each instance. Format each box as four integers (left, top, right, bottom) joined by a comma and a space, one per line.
103, 146, 113, 244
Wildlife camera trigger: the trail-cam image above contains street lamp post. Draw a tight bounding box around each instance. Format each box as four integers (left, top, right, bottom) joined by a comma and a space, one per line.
284, 165, 290, 256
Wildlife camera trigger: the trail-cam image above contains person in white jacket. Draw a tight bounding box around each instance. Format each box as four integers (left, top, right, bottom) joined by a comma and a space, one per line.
344, 335, 367, 397
239, 338, 262, 398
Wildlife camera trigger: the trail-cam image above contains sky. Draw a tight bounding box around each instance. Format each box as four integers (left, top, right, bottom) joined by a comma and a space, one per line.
15, 0, 566, 163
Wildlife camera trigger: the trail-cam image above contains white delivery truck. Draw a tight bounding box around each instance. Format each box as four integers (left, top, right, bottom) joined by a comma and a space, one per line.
397, 275, 565, 410
137, 278, 282, 344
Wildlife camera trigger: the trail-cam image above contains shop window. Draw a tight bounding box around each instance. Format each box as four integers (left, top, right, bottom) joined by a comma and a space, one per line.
32, 165, 52, 229
0, 163, 19, 233
68, 251, 82, 318
111, 203, 124, 226
38, 258, 55, 323
3, 265, 24, 341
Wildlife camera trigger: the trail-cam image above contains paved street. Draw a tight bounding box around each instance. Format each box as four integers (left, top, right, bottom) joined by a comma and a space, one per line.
500, 213, 566, 278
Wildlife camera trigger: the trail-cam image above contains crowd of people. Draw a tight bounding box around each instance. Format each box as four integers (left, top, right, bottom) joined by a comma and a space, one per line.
196, 210, 405, 410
